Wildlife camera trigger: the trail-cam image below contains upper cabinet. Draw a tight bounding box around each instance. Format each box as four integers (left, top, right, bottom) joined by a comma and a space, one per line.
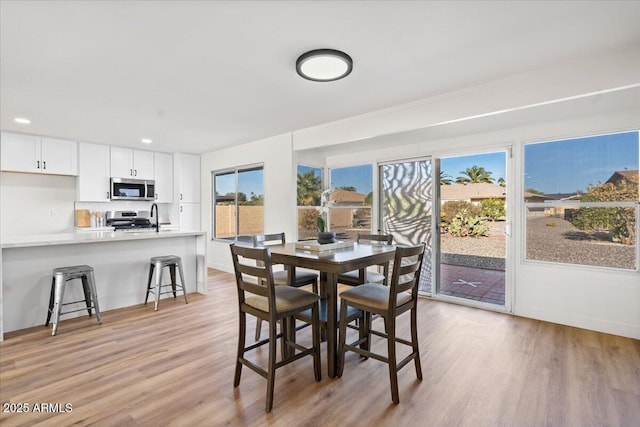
175, 153, 200, 203
77, 142, 111, 202
153, 152, 173, 203
1, 132, 78, 176
110, 147, 154, 180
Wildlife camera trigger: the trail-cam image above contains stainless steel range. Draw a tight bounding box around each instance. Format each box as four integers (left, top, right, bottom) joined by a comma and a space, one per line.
105, 211, 153, 230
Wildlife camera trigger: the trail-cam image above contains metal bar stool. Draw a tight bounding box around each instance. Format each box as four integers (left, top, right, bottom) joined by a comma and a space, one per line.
145, 255, 188, 311
45, 265, 102, 336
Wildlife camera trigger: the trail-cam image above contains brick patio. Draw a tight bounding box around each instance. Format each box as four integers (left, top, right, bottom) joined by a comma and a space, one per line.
439, 263, 505, 305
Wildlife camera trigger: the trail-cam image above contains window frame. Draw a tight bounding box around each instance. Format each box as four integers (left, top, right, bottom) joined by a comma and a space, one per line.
328, 163, 374, 238
212, 163, 264, 242
522, 131, 639, 272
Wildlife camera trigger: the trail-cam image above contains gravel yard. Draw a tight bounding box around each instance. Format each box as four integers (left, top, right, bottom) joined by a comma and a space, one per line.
526, 216, 636, 270
441, 217, 636, 270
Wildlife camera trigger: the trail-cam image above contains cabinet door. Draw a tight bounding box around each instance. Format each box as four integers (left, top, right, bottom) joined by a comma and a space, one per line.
78, 142, 111, 201
154, 152, 173, 203
133, 149, 155, 180
40, 137, 78, 175
0, 132, 40, 173
179, 203, 201, 230
110, 146, 134, 178
178, 153, 201, 203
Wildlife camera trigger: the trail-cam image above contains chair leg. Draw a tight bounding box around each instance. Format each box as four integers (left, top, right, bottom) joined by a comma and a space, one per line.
45, 277, 55, 327
144, 263, 154, 305
312, 278, 318, 295
255, 318, 263, 341
411, 305, 423, 380
312, 304, 321, 381
386, 315, 399, 404
266, 319, 277, 412
337, 301, 349, 378
361, 311, 372, 358
234, 311, 246, 387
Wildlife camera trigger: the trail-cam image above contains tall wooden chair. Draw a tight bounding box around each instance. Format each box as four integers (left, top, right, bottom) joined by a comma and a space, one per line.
253, 232, 319, 340
337, 243, 426, 404
337, 233, 393, 286
230, 244, 321, 412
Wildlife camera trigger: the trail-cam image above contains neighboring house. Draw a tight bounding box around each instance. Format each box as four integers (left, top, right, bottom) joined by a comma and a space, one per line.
605, 169, 639, 185
440, 183, 505, 205
330, 189, 367, 205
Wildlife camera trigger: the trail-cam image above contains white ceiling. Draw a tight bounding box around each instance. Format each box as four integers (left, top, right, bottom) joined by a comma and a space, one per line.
1, 1, 639, 154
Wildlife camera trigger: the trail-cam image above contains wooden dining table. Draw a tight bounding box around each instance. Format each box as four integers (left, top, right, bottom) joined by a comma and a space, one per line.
269, 242, 396, 378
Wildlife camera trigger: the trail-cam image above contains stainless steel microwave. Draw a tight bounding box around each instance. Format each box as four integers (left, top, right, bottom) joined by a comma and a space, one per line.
110, 178, 155, 201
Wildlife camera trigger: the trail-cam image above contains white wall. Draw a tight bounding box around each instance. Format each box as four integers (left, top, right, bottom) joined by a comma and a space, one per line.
0, 172, 77, 236
200, 47, 639, 339
201, 133, 296, 271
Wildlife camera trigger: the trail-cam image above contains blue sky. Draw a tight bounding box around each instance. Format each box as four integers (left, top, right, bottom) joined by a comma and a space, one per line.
330, 164, 373, 194
441, 152, 506, 183
524, 131, 639, 194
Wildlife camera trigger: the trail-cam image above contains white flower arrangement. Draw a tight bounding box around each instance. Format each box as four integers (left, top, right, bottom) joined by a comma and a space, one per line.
316, 189, 334, 232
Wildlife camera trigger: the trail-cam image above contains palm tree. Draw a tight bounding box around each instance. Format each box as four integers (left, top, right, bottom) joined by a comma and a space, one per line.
456, 165, 495, 184
497, 177, 506, 187
440, 171, 454, 185
297, 170, 321, 205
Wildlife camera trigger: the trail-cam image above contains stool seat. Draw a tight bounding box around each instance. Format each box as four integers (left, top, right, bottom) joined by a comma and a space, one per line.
145, 255, 188, 311
46, 264, 101, 336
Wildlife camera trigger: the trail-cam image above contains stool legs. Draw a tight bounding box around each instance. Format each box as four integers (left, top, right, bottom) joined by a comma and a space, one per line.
177, 259, 188, 305
146, 258, 188, 311
154, 260, 164, 311
87, 269, 102, 325
51, 272, 66, 336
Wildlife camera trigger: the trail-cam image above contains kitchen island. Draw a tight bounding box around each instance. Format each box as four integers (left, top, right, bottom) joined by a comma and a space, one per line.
0, 230, 207, 339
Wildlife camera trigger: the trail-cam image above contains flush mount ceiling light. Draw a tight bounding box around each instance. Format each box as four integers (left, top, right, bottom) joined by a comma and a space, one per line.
296, 49, 353, 82
141, 138, 153, 144
14, 117, 31, 124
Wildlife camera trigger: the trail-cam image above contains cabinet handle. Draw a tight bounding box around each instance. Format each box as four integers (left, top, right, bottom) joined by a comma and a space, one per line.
155, 193, 158, 200
107, 191, 110, 199
43, 161, 46, 170
130, 169, 133, 176
180, 193, 183, 200
37, 160, 40, 169
134, 169, 137, 176
180, 206, 183, 213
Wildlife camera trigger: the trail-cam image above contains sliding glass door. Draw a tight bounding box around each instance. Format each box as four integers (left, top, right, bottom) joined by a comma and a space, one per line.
437, 151, 509, 307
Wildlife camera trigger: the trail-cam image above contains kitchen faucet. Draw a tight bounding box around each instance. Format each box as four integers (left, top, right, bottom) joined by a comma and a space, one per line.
150, 203, 159, 232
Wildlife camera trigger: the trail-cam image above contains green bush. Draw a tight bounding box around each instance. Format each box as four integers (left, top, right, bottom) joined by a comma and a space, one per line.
480, 198, 506, 221
441, 201, 481, 224
445, 213, 490, 237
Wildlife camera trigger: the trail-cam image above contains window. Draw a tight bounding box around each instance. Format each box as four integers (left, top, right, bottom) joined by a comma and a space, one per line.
329, 164, 374, 240
296, 165, 323, 240
524, 131, 639, 270
213, 165, 264, 242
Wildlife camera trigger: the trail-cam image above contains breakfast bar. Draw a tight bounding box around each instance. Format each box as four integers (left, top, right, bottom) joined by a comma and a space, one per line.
0, 230, 207, 339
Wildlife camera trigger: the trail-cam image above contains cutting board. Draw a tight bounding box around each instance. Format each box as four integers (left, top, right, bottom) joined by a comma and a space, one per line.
75, 209, 91, 227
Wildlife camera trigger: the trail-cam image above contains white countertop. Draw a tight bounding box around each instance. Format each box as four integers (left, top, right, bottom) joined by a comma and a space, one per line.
1, 229, 206, 249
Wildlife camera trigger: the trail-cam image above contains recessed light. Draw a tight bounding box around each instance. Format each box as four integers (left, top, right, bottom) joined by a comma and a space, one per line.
14, 117, 31, 124
141, 138, 153, 144
296, 49, 353, 82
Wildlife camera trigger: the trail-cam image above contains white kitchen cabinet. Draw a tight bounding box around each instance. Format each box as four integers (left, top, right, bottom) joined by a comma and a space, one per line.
179, 203, 201, 231
154, 152, 173, 203
1, 132, 77, 176
110, 147, 154, 180
175, 153, 200, 203
77, 142, 111, 201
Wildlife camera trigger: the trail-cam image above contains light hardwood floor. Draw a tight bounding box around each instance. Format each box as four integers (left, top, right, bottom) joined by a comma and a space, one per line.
1, 269, 639, 426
